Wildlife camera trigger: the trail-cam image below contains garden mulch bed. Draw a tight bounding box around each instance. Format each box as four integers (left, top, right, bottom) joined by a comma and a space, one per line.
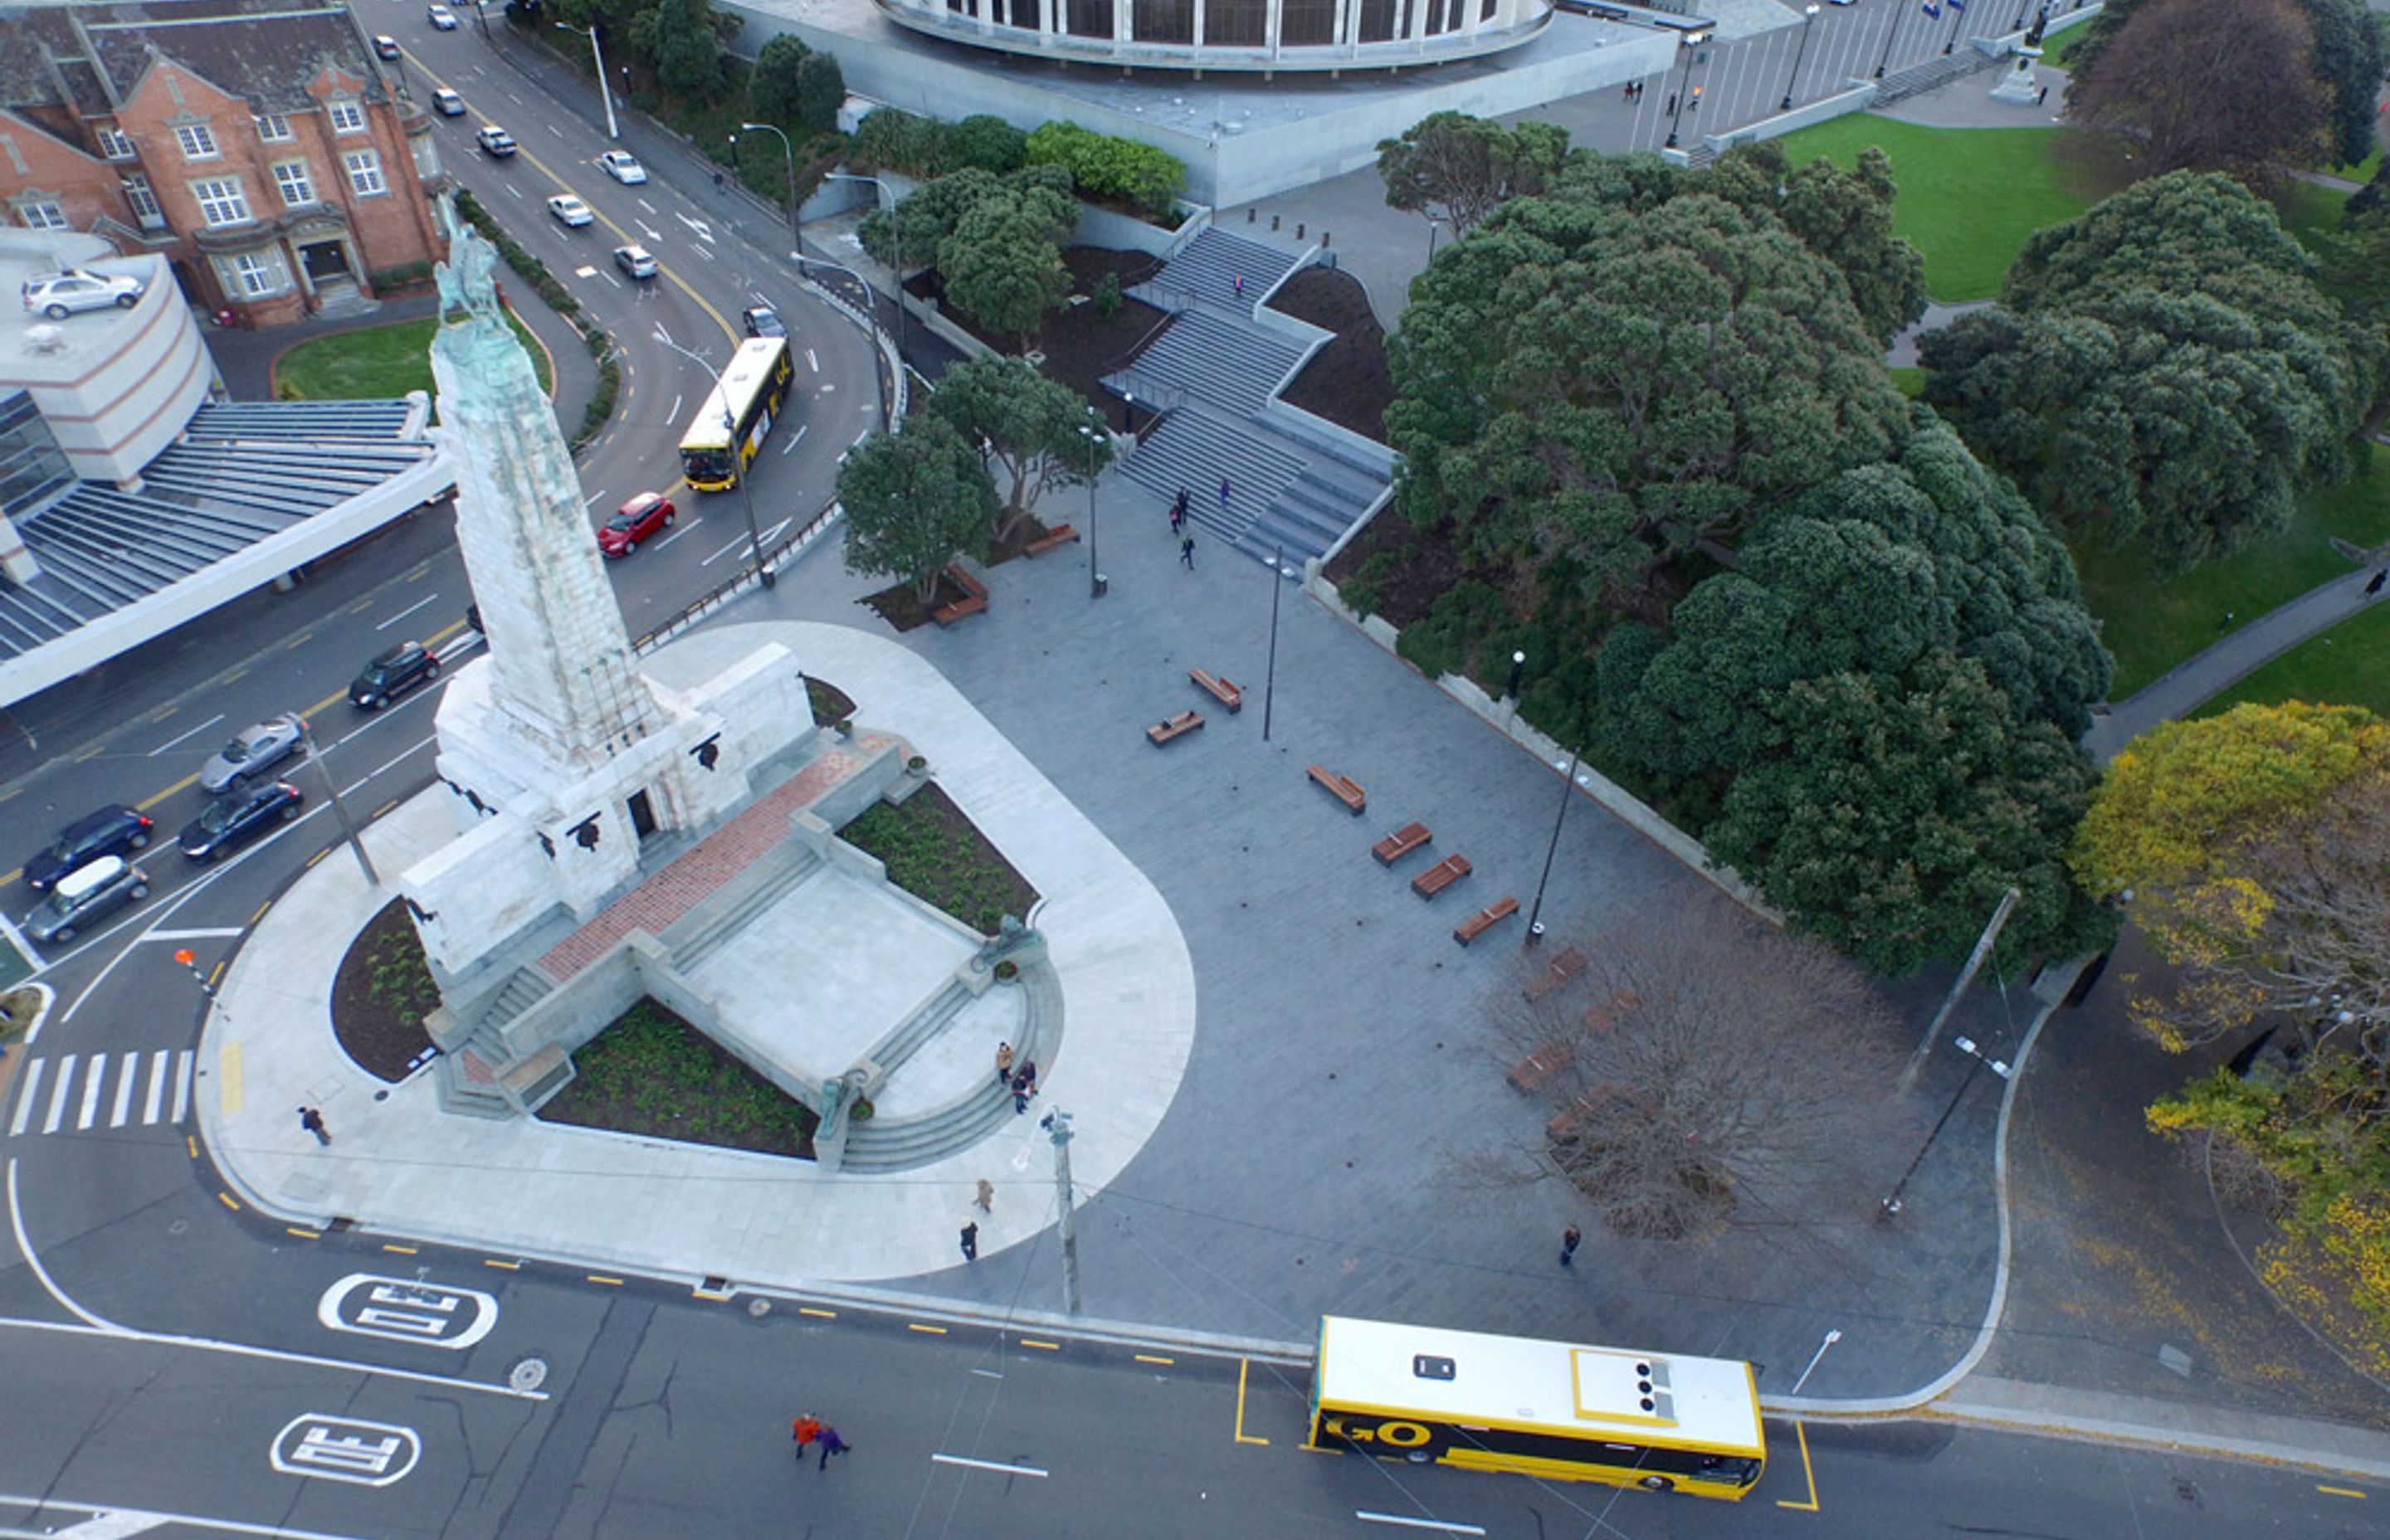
538, 998, 817, 1161
329, 899, 440, 1083
908, 246, 1166, 431
1321, 504, 1467, 630
1268, 266, 1396, 443
856, 515, 1064, 631
839, 780, 1040, 936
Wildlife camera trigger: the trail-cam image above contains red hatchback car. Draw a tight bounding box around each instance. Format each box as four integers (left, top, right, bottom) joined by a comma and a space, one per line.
598, 491, 675, 556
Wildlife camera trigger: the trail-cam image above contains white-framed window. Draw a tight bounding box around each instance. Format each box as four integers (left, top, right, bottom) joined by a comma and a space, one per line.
329, 100, 366, 135
95, 127, 134, 160
255, 113, 293, 143
223, 249, 286, 297
17, 202, 68, 231
122, 175, 164, 230
344, 149, 385, 197
191, 177, 251, 227
175, 122, 219, 160
273, 161, 315, 207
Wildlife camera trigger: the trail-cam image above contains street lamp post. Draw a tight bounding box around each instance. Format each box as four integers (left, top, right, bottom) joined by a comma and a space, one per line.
1262, 546, 1286, 743
1782, 4, 1822, 111
1076, 416, 1104, 600
737, 130, 891, 431
653, 330, 775, 589
1424, 214, 1442, 265
734, 123, 800, 243
1522, 749, 1581, 948
1875, 0, 1910, 77
1664, 32, 1708, 149
554, 22, 619, 141
300, 720, 380, 885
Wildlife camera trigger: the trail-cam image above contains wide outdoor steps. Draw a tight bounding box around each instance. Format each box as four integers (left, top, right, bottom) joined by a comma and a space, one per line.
840, 963, 1065, 1174
861, 977, 975, 1080
661, 842, 823, 972
1108, 308, 1306, 417
1119, 405, 1304, 544
1129, 227, 1297, 309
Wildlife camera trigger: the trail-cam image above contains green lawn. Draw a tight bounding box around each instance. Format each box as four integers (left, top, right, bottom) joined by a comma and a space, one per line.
1772, 117, 2107, 301
275, 314, 552, 402
2277, 179, 2353, 248
2197, 599, 2390, 720
1886, 365, 1927, 399
2073, 459, 2390, 699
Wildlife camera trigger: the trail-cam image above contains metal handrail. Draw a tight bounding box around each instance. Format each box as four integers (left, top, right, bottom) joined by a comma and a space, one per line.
630, 494, 842, 655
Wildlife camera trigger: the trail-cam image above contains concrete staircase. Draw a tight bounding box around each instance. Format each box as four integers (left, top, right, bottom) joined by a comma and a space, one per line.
1105, 227, 1390, 568
662, 842, 823, 973
841, 963, 1064, 1174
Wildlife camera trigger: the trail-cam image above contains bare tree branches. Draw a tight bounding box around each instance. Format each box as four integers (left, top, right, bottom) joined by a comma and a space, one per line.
2066, 0, 2329, 194
1479, 901, 1902, 1241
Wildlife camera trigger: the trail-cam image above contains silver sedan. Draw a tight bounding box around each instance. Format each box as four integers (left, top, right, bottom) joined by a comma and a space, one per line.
199, 712, 308, 794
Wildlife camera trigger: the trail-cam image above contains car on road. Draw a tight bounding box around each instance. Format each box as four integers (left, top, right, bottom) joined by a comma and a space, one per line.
24, 805, 154, 893
547, 193, 593, 227
432, 87, 466, 116
349, 641, 443, 709
612, 244, 658, 280
199, 713, 307, 794
598, 491, 675, 556
178, 782, 304, 863
373, 33, 402, 58
598, 150, 647, 184
476, 124, 518, 158
427, 4, 459, 28
22, 268, 144, 319
23, 855, 149, 946
742, 305, 786, 339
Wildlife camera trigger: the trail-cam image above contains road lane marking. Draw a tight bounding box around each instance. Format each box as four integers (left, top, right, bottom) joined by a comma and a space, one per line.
145, 928, 246, 940
1356, 1515, 1483, 1535
654, 519, 703, 550
807, 348, 819, 372
173, 1056, 191, 1123
779, 425, 808, 456
75, 1054, 103, 1129
930, 1455, 1047, 1478
700, 532, 749, 565
7, 1058, 41, 1136
0, 1489, 385, 1540
143, 1050, 167, 1124
108, 1055, 135, 1128
1775, 1421, 1820, 1511
376, 594, 439, 630
149, 714, 226, 756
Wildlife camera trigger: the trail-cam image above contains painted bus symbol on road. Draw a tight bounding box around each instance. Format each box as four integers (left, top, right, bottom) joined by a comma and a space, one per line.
271, 1415, 422, 1486
317, 1273, 499, 1350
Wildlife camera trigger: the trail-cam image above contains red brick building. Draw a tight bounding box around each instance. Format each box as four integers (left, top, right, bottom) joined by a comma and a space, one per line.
0, 0, 450, 326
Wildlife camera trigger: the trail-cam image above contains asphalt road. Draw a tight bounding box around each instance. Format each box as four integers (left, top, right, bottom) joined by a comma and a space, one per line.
2, 7, 2385, 1535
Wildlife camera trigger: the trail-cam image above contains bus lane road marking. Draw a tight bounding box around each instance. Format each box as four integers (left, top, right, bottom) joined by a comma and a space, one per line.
1773, 1421, 1820, 1511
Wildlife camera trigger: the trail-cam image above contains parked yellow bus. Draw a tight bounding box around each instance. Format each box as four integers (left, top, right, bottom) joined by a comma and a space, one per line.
678, 336, 793, 491
1310, 1316, 1766, 1499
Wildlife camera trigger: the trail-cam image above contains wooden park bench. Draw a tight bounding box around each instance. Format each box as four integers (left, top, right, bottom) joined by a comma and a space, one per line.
932, 563, 990, 627
1307, 764, 1366, 816
1371, 821, 1432, 866
1582, 986, 1642, 1033
1454, 895, 1519, 946
1411, 853, 1471, 899
1523, 945, 1588, 1002
1507, 1039, 1575, 1094
1023, 523, 1080, 558
1147, 709, 1205, 746
1189, 668, 1242, 712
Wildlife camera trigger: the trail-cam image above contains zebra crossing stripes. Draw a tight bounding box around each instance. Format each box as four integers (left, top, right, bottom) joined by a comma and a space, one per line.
7, 1049, 193, 1138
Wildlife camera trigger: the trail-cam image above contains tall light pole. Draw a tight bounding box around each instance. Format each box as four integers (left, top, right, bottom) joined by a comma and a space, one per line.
1783, 4, 1822, 110
1424, 214, 1442, 265
1522, 749, 1581, 948
300, 720, 379, 885
554, 22, 618, 141
653, 329, 774, 589
1076, 414, 1105, 600
1875, 0, 1910, 77
734, 122, 800, 243
1262, 546, 1286, 742
823, 172, 908, 377
1664, 32, 1708, 149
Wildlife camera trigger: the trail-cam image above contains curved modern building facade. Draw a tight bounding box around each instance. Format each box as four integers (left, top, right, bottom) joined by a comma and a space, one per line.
875, 0, 1554, 72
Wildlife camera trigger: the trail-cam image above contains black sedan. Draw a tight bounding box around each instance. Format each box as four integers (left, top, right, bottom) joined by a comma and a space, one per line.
25, 803, 153, 891
178, 782, 304, 862
351, 640, 441, 709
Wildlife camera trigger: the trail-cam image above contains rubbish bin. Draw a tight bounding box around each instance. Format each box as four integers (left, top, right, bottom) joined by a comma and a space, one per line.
1093, 573, 1109, 597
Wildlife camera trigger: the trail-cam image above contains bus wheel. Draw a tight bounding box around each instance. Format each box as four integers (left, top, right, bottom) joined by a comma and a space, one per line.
1637, 1476, 1674, 1492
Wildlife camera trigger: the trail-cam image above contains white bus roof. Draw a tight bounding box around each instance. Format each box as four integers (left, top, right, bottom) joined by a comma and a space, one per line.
683, 337, 788, 447
1316, 1316, 1763, 1455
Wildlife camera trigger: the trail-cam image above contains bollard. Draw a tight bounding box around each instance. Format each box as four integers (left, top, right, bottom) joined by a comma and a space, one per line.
1322, 231, 1330, 247
1248, 207, 1256, 222
1295, 222, 1305, 240
1271, 214, 1280, 231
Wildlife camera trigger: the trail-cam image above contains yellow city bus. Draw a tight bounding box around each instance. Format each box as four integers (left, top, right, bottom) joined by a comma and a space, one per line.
1310, 1316, 1766, 1499
678, 336, 794, 491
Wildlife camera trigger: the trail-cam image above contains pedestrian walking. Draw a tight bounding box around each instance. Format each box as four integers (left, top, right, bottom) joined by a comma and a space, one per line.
960, 1221, 979, 1261
792, 1413, 822, 1460
1232, 273, 1245, 298
2036, 85, 2049, 106
994, 1040, 1014, 1086
1179, 535, 1196, 570
1560, 1224, 1582, 1267
1219, 475, 1232, 509
2370, 569, 2388, 597
816, 1425, 851, 1469
298, 1106, 330, 1146
1168, 500, 1183, 534
975, 1177, 995, 1212
1011, 1060, 1039, 1114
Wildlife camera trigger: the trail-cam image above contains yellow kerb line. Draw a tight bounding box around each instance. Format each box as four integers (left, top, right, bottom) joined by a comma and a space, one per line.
1234, 1359, 1271, 1445
2316, 1485, 2367, 1499
1773, 1421, 1820, 1512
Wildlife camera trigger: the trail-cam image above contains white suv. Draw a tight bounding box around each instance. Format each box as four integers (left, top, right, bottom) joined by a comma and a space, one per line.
22, 269, 145, 319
